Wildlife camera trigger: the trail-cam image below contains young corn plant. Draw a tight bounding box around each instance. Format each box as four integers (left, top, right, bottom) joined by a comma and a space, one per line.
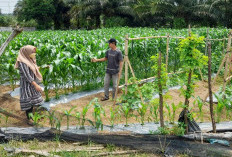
75, 111, 81, 129
54, 114, 63, 142
214, 93, 225, 123
193, 96, 204, 122
80, 102, 91, 129
121, 103, 132, 127
137, 102, 149, 125
149, 99, 159, 123
109, 106, 120, 128
64, 106, 76, 130
46, 110, 56, 128
29, 112, 44, 128
165, 103, 172, 123
91, 98, 105, 130
171, 102, 180, 124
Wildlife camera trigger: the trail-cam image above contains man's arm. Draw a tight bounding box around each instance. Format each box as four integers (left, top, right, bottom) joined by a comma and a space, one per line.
91, 57, 107, 62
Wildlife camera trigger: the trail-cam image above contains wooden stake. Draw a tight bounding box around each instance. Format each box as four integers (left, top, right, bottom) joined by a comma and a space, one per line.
166, 33, 170, 72
0, 27, 23, 57
158, 52, 164, 128
222, 30, 232, 94
125, 35, 129, 94
208, 42, 216, 133
113, 59, 125, 105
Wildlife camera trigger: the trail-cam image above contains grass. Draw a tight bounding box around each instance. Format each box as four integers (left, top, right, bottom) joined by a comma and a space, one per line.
0, 139, 158, 157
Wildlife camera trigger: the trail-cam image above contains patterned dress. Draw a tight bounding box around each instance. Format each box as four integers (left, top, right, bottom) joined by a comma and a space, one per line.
18, 62, 44, 111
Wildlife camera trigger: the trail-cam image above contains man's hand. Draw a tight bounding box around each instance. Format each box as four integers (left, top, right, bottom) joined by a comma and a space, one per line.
91, 58, 98, 62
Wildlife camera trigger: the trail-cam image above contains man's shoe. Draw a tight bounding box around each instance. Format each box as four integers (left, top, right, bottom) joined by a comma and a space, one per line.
101, 97, 109, 101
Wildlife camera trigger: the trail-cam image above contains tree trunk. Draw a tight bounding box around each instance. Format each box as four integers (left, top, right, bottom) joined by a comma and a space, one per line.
184, 69, 192, 134
208, 42, 216, 133
158, 52, 164, 127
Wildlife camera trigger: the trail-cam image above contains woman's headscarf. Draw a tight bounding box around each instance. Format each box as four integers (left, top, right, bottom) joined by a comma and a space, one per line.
15, 45, 43, 81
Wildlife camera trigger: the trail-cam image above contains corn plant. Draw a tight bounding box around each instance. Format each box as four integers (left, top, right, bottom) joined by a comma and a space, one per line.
137, 102, 149, 125
165, 103, 172, 123
214, 93, 225, 123
171, 102, 180, 124
109, 106, 120, 128
193, 96, 204, 122
75, 111, 81, 129
46, 110, 56, 128
54, 114, 63, 142
64, 106, 76, 130
121, 103, 132, 127
91, 98, 105, 130
29, 112, 44, 128
149, 99, 159, 123
80, 102, 91, 129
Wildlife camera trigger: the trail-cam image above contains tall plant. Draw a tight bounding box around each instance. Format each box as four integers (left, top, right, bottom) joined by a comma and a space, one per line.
177, 34, 208, 133
151, 52, 168, 128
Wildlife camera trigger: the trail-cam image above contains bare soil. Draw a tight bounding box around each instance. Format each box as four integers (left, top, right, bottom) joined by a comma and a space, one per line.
0, 80, 228, 128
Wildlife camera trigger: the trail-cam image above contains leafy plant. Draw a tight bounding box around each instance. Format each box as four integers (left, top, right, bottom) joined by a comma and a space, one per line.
121, 103, 132, 127
64, 106, 76, 130
165, 103, 172, 123
75, 111, 81, 129
80, 101, 91, 129
193, 96, 204, 122
29, 112, 44, 128
177, 34, 208, 133
149, 99, 159, 123
214, 93, 225, 123
46, 110, 56, 128
90, 98, 105, 130
109, 106, 120, 128
136, 102, 149, 125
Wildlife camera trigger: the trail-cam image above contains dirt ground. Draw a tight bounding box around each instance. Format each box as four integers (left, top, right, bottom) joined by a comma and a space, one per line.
0, 80, 227, 128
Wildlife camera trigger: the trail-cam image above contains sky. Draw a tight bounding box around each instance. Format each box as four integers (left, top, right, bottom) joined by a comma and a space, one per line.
0, 0, 19, 14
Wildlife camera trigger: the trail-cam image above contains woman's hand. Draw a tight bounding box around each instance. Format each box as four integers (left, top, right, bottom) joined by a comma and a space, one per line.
35, 84, 43, 92
31, 81, 43, 92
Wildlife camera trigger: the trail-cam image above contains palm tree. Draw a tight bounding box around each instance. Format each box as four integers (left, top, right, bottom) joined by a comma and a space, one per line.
80, 0, 136, 28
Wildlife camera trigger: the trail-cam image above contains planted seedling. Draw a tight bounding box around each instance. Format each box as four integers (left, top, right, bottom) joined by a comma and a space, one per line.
92, 98, 105, 130
121, 103, 132, 127
137, 102, 148, 125
64, 106, 76, 130
29, 112, 44, 128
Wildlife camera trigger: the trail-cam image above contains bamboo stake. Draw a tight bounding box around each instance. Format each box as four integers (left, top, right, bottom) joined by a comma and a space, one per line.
125, 35, 129, 94
203, 31, 232, 103
205, 28, 209, 55
113, 59, 125, 105
208, 42, 216, 133
158, 52, 164, 128
128, 36, 184, 40
203, 53, 227, 103
166, 33, 170, 72
222, 30, 232, 94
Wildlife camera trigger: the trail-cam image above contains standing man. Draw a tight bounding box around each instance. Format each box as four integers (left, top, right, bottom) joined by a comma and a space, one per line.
92, 38, 123, 101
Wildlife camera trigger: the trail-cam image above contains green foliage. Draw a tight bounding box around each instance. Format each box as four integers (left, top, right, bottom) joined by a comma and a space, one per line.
29, 112, 44, 128
46, 110, 56, 128
64, 106, 76, 130
149, 124, 185, 136
120, 103, 132, 127
137, 102, 149, 125
80, 102, 91, 129
150, 54, 168, 90
149, 99, 159, 123
91, 98, 105, 130
120, 77, 154, 108
193, 96, 204, 122
178, 35, 208, 71
109, 106, 120, 128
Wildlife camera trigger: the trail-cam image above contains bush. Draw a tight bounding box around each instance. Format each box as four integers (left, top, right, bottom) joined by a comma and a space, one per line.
0, 15, 17, 27
173, 17, 186, 29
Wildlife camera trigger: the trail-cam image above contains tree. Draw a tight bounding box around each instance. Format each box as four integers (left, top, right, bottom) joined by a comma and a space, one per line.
14, 0, 56, 29
76, 0, 135, 28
